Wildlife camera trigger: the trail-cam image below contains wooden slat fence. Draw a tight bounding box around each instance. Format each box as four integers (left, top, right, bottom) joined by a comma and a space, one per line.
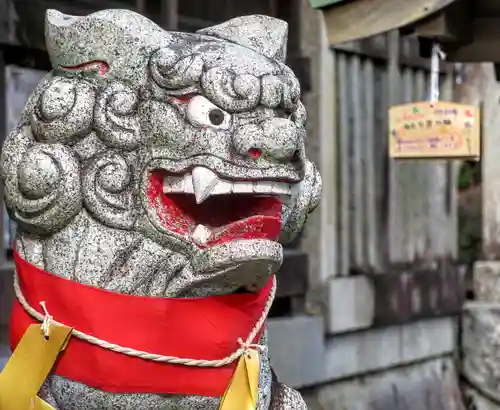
332, 32, 458, 276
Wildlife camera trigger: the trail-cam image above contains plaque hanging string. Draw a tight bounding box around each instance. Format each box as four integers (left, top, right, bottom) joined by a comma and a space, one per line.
429, 42, 446, 105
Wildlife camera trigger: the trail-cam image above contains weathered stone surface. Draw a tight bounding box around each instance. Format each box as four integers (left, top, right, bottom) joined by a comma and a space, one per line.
268, 316, 325, 388
474, 262, 500, 302
0, 8, 322, 410
322, 276, 374, 334
463, 384, 500, 410
323, 317, 457, 381
462, 302, 500, 403
302, 356, 464, 410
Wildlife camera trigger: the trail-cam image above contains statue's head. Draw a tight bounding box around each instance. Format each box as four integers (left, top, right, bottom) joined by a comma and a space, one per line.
1, 9, 321, 295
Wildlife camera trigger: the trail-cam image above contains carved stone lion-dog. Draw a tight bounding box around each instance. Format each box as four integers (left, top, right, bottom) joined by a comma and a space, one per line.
1, 9, 321, 409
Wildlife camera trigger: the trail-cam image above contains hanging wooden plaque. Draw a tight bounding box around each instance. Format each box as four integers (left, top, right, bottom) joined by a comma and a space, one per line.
389, 101, 480, 159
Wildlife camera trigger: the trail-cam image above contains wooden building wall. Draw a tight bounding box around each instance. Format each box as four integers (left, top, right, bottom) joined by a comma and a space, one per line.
328, 33, 458, 276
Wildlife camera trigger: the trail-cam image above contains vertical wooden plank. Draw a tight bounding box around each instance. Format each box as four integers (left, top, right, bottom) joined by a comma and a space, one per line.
441, 69, 458, 258
375, 61, 390, 272
363, 58, 380, 271
388, 30, 422, 264
422, 71, 443, 263
135, 0, 147, 14
270, 0, 279, 16
401, 67, 419, 262
162, 0, 178, 31
337, 53, 351, 276
0, 52, 6, 266
317, 28, 338, 281
7, 0, 15, 44
414, 70, 426, 107
412, 69, 431, 261
350, 55, 365, 268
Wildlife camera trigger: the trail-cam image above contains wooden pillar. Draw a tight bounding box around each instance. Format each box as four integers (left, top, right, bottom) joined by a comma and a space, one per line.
135, 0, 147, 15
387, 30, 403, 264
460, 63, 500, 408
0, 50, 11, 328
317, 17, 337, 283
162, 0, 178, 31
0, 50, 6, 268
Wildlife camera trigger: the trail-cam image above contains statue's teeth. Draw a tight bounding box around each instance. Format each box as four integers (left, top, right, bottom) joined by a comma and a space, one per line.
163, 175, 184, 193
191, 166, 220, 204
271, 183, 292, 195
231, 181, 254, 194
191, 224, 212, 245
162, 171, 294, 199
252, 181, 273, 194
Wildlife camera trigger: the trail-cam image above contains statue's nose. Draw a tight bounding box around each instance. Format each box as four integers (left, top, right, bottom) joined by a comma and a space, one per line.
232, 119, 299, 161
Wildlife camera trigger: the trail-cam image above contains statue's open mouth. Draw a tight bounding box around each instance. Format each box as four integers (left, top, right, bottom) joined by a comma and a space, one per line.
148, 168, 292, 247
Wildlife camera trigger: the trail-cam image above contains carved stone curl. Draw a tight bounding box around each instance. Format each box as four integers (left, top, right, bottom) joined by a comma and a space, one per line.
31, 77, 95, 144
260, 75, 284, 108
279, 65, 301, 108
2, 126, 82, 234
201, 67, 261, 112
94, 83, 142, 151
82, 151, 138, 230
150, 48, 204, 89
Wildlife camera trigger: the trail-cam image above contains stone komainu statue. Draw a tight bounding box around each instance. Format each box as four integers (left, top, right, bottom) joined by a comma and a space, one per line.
0, 8, 321, 410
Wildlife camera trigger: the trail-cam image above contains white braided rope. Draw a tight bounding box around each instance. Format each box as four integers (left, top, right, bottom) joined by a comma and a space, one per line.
13, 272, 276, 367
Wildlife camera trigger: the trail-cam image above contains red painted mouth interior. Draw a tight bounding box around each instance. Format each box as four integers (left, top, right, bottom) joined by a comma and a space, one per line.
147, 171, 283, 247
60, 60, 110, 77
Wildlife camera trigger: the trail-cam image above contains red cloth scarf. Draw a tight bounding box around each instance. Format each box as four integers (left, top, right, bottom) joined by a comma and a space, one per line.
10, 250, 272, 396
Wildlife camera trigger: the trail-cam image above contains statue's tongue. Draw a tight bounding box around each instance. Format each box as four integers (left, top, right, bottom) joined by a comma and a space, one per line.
148, 172, 282, 247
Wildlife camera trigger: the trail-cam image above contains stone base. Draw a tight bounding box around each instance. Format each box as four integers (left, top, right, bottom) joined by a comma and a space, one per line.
462, 302, 500, 405
464, 384, 500, 410
302, 356, 464, 410
474, 262, 500, 302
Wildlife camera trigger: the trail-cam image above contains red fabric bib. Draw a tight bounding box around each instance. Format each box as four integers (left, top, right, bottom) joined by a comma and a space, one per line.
10, 250, 272, 396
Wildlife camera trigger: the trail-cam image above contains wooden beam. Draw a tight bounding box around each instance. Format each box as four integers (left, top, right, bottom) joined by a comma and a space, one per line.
321, 0, 459, 45
333, 36, 450, 72
443, 18, 500, 62
413, 0, 473, 42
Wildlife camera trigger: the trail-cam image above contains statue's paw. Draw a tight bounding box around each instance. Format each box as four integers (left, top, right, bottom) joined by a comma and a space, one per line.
271, 383, 308, 409
280, 159, 322, 244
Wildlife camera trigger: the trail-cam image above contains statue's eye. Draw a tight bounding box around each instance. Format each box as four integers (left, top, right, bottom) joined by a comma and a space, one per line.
186, 96, 231, 129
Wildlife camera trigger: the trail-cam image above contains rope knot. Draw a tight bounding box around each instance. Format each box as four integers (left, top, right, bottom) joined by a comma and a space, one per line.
238, 337, 266, 357
40, 301, 53, 339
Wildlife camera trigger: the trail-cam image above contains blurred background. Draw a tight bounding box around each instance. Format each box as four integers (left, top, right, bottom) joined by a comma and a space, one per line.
0, 0, 493, 409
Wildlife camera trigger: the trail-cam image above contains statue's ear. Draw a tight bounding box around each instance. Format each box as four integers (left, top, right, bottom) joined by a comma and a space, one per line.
45, 9, 83, 63
197, 15, 288, 63
44, 9, 172, 86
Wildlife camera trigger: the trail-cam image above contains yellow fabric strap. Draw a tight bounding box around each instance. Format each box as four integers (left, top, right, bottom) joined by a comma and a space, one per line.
0, 323, 259, 409
0, 324, 72, 410
219, 349, 260, 410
